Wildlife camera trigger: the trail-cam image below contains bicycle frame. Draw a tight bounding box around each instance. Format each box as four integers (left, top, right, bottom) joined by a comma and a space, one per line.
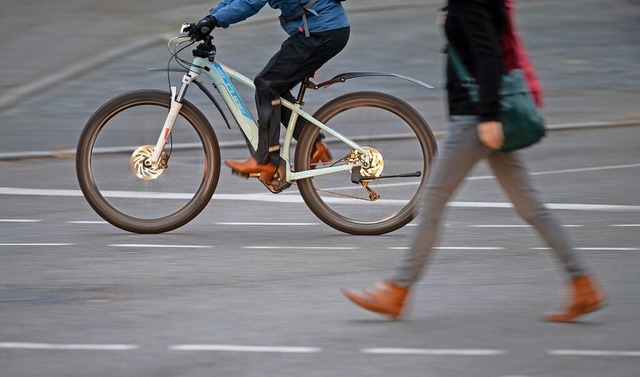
149, 56, 370, 182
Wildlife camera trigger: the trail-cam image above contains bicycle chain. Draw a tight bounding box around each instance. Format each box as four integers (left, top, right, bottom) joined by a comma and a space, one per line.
310, 150, 381, 201
316, 183, 379, 202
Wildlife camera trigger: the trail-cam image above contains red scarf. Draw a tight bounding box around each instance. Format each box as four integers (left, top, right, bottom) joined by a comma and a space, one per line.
502, 0, 544, 108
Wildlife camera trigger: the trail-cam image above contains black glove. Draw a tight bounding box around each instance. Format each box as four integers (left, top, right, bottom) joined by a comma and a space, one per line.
188, 14, 217, 40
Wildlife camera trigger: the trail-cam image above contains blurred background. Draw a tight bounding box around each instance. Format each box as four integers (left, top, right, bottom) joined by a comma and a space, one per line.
1, 1, 639, 377
1, 0, 639, 156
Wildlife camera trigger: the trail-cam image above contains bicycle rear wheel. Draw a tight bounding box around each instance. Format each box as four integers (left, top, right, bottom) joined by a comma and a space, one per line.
76, 90, 220, 233
295, 91, 437, 235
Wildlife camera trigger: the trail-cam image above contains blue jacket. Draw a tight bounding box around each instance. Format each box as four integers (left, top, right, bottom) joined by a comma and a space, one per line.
210, 0, 349, 36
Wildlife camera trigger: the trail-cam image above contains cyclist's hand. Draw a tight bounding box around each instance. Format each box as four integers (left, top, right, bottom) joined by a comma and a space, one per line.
188, 15, 217, 40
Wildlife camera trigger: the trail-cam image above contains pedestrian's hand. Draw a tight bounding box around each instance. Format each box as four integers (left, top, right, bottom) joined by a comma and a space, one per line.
477, 121, 504, 149
188, 15, 217, 41
436, 10, 447, 27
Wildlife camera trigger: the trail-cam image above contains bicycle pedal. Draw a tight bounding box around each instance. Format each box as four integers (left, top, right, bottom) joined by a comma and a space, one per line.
261, 161, 291, 194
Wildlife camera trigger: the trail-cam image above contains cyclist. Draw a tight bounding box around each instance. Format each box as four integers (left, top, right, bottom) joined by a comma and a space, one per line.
189, 0, 350, 183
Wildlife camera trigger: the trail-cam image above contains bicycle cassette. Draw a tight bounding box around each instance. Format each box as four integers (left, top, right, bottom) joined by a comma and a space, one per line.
348, 146, 384, 178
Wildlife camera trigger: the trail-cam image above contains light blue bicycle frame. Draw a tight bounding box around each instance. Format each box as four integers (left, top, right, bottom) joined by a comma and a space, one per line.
148, 56, 370, 182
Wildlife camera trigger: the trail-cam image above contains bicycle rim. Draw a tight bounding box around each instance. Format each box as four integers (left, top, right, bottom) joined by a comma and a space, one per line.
296, 92, 436, 235
76, 90, 220, 233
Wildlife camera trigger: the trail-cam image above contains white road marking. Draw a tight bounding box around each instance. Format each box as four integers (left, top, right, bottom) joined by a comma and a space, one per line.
466, 163, 640, 181
549, 350, 640, 357
435, 246, 505, 250
532, 247, 639, 251
3, 219, 632, 229
325, 162, 640, 188
362, 348, 505, 356
0, 188, 83, 197
169, 345, 321, 353
388, 247, 504, 250
448, 201, 640, 211
1, 342, 639, 357
0, 243, 75, 246
470, 224, 533, 228
109, 244, 212, 249
67, 221, 108, 224
0, 342, 138, 351
469, 224, 583, 228
243, 246, 359, 250
530, 163, 640, 176
216, 222, 320, 226
3, 219, 635, 229
1, 187, 640, 211
0, 219, 42, 223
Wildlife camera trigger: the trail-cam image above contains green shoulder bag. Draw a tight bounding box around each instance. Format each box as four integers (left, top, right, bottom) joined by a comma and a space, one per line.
446, 44, 546, 152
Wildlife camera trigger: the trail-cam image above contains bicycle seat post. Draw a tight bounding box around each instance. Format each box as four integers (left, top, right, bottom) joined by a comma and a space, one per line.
295, 76, 314, 105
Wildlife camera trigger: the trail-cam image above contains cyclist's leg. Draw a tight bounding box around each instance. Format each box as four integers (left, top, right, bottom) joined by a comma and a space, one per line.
285, 27, 349, 141
279, 91, 304, 140
280, 92, 324, 142
255, 27, 350, 165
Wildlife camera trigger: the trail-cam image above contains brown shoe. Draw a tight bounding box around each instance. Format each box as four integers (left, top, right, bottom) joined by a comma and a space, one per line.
225, 157, 276, 183
310, 140, 332, 167
342, 281, 409, 319
544, 275, 606, 322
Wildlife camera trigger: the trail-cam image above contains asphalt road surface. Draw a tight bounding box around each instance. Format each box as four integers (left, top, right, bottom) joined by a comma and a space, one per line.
2, 125, 640, 377
1, 0, 639, 376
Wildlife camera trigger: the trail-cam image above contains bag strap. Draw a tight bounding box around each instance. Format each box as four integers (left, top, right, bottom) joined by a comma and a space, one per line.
445, 44, 479, 103
279, 0, 319, 37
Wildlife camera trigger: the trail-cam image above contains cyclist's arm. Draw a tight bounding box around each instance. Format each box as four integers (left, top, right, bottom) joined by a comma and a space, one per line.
209, 0, 269, 28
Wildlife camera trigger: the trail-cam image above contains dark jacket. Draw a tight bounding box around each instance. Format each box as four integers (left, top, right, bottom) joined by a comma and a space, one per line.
445, 0, 506, 122
210, 0, 350, 36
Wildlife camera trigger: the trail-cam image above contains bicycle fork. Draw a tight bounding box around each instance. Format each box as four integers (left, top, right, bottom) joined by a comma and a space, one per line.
146, 71, 199, 166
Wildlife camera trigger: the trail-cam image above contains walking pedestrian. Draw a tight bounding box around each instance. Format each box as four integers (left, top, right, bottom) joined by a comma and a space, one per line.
342, 0, 606, 322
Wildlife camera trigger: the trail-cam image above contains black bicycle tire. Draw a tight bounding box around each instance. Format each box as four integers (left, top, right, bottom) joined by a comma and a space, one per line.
76, 89, 220, 234
294, 91, 437, 235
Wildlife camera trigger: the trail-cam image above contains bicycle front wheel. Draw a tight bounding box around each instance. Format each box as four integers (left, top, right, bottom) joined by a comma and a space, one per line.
76, 90, 220, 233
295, 91, 437, 235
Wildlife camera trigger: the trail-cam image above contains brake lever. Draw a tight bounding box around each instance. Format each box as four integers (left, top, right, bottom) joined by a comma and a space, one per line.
180, 23, 193, 34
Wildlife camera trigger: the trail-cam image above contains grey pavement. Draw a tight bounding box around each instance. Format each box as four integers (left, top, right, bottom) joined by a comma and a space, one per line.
1, 2, 640, 376
0, 0, 639, 157
1, 124, 639, 377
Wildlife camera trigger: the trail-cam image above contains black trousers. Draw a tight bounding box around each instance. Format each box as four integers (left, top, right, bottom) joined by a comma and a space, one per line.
253, 26, 350, 165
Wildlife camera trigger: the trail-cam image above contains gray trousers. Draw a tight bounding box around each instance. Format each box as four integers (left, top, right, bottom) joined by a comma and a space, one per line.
392, 116, 587, 286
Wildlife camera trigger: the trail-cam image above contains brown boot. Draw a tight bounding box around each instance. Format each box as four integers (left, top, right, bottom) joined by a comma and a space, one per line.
310, 140, 332, 167
544, 275, 606, 322
342, 281, 409, 319
225, 157, 276, 183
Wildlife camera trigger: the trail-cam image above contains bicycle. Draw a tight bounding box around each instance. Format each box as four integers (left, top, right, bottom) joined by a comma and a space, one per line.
76, 27, 437, 235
